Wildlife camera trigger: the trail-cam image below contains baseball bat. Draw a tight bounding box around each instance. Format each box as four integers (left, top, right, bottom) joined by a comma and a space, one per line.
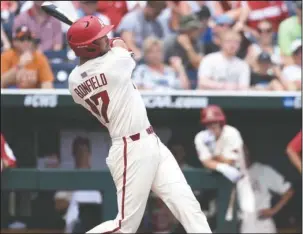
41, 2, 75, 26
225, 186, 236, 221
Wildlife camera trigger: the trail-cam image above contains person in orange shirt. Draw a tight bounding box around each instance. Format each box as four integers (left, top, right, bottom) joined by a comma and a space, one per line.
286, 130, 302, 174
1, 25, 54, 89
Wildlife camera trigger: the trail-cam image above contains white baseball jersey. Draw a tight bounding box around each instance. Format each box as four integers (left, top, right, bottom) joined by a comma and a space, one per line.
248, 162, 291, 211
241, 162, 291, 233
68, 47, 151, 138
194, 125, 247, 174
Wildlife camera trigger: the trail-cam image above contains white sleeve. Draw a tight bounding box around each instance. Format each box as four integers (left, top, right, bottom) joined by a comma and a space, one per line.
219, 131, 243, 160
110, 47, 136, 80
264, 166, 291, 195
198, 55, 213, 80
194, 134, 212, 161
238, 62, 250, 88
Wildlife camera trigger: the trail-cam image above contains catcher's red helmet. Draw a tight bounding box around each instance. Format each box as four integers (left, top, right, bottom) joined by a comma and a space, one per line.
67, 15, 114, 58
201, 105, 226, 125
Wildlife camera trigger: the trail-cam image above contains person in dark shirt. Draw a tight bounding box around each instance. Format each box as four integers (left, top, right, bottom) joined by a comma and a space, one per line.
164, 14, 205, 71
250, 52, 283, 90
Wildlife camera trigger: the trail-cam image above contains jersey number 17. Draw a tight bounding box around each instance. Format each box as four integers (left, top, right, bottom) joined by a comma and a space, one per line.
85, 91, 110, 123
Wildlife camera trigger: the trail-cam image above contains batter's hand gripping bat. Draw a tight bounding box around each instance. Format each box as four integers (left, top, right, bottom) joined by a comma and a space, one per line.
41, 2, 75, 26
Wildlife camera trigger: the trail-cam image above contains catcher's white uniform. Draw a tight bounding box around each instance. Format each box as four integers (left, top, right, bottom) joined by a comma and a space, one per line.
68, 47, 211, 233
194, 125, 256, 225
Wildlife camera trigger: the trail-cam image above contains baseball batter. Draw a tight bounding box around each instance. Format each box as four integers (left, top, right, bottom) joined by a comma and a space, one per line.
194, 105, 255, 230
67, 15, 211, 233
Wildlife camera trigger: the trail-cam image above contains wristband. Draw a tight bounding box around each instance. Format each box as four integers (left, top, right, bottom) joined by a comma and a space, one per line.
215, 163, 228, 173
109, 37, 134, 56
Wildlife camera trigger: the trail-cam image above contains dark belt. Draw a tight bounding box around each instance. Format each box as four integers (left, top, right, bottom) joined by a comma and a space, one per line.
129, 126, 154, 141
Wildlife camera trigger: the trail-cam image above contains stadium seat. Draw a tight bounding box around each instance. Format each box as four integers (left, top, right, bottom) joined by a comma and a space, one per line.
44, 49, 68, 60
51, 63, 76, 89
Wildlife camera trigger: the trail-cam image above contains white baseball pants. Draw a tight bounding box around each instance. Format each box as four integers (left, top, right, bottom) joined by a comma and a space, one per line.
86, 128, 212, 233
240, 214, 277, 233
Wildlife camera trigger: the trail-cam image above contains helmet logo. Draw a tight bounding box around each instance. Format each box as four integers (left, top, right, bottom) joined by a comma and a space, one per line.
98, 18, 105, 27
206, 110, 214, 119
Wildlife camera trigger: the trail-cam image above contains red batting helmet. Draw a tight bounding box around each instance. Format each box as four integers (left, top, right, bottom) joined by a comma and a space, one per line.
67, 15, 114, 58
201, 105, 226, 125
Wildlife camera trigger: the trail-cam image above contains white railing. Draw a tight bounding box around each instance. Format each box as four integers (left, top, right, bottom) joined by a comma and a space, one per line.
1, 88, 301, 97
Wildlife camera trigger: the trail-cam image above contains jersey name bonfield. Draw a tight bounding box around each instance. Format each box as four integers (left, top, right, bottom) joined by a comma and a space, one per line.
74, 73, 108, 99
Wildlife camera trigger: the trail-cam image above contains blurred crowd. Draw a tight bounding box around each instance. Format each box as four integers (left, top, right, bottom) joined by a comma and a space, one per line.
1, 1, 302, 90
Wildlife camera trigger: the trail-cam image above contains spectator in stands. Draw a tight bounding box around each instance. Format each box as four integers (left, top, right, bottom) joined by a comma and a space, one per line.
132, 37, 190, 90
250, 52, 284, 91
13, 1, 63, 52
165, 1, 193, 32
245, 20, 281, 70
236, 1, 289, 33
1, 1, 20, 40
116, 1, 166, 61
1, 23, 11, 51
20, 1, 78, 34
278, 1, 302, 66
1, 1, 18, 17
204, 15, 234, 55
77, 1, 113, 38
97, 1, 128, 31
157, 1, 195, 39
164, 14, 205, 72
197, 30, 250, 90
282, 39, 302, 91
1, 133, 16, 172
205, 15, 251, 59
195, 5, 212, 44
286, 130, 302, 174
1, 26, 54, 89
243, 146, 294, 233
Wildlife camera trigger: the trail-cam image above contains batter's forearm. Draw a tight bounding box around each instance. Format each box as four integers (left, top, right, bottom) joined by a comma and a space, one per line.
120, 31, 141, 55
272, 188, 294, 214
